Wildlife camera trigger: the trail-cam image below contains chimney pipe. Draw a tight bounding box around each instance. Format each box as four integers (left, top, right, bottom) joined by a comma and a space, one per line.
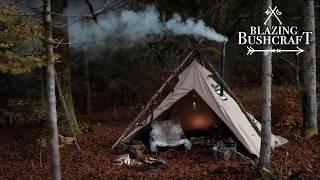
219, 42, 226, 96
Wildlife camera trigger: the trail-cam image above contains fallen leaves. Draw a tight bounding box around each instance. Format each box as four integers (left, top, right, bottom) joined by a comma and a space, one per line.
0, 87, 319, 179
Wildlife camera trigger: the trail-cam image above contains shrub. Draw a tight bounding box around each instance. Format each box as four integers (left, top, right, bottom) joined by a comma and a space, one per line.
0, 98, 47, 125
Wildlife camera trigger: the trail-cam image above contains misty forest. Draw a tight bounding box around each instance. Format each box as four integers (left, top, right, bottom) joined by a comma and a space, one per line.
0, 0, 319, 179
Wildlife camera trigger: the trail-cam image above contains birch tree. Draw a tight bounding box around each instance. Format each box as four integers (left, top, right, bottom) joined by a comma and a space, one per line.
258, 0, 272, 169
302, 0, 318, 138
43, 0, 61, 179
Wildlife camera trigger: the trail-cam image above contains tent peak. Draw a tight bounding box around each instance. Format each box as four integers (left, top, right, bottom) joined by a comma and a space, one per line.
178, 60, 212, 80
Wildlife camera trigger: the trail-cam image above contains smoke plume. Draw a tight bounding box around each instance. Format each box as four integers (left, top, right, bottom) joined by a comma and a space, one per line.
68, 5, 228, 49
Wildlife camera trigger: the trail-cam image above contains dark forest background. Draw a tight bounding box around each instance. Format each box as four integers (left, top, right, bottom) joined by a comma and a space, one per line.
0, 0, 319, 179
0, 0, 318, 115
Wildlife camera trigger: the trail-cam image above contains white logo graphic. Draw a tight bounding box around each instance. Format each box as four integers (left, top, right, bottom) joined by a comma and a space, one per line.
247, 46, 304, 55
264, 6, 282, 25
238, 6, 312, 56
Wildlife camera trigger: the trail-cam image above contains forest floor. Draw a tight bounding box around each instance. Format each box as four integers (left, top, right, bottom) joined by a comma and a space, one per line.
0, 86, 319, 179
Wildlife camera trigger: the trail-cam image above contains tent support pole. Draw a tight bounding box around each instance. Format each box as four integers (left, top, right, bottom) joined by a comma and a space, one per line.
192, 43, 262, 136
111, 39, 204, 149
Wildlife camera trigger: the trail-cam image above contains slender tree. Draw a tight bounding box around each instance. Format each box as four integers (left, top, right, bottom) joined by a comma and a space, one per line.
259, 0, 272, 169
52, 0, 81, 134
43, 0, 61, 179
302, 0, 318, 138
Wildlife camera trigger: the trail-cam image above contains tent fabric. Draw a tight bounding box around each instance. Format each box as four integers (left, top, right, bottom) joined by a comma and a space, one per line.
170, 91, 219, 130
114, 61, 288, 157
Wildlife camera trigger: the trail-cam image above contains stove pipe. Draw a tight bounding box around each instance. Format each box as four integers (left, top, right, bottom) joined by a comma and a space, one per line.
219, 42, 226, 96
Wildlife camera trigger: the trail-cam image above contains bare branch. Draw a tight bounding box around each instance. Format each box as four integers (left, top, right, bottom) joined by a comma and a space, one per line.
84, 0, 98, 22
53, 38, 64, 48
52, 1, 115, 28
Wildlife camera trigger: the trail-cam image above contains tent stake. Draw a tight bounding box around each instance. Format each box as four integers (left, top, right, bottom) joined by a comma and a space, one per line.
112, 39, 204, 149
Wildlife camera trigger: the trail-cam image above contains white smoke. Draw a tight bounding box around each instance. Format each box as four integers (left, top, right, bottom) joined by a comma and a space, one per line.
165, 13, 228, 42
68, 5, 228, 49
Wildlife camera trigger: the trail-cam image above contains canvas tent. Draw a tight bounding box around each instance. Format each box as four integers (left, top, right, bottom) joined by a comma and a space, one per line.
113, 61, 288, 157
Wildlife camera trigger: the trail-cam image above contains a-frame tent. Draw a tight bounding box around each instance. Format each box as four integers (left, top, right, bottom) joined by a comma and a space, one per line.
113, 61, 288, 157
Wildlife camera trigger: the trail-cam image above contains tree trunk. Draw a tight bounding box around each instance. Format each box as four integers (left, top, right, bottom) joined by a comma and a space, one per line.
296, 55, 300, 87
43, 0, 61, 179
55, 75, 81, 151
41, 67, 47, 102
52, 0, 81, 135
60, 55, 81, 134
83, 46, 92, 114
302, 0, 318, 138
258, 0, 272, 169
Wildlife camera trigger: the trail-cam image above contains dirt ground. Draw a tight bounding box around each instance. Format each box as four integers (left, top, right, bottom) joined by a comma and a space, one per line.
0, 116, 319, 179
0, 87, 319, 179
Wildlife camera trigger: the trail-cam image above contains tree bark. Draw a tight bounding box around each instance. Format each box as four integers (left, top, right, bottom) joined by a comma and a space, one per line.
43, 0, 61, 179
296, 55, 300, 87
60, 56, 81, 134
259, 0, 272, 169
52, 0, 81, 135
302, 0, 318, 138
41, 67, 47, 102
